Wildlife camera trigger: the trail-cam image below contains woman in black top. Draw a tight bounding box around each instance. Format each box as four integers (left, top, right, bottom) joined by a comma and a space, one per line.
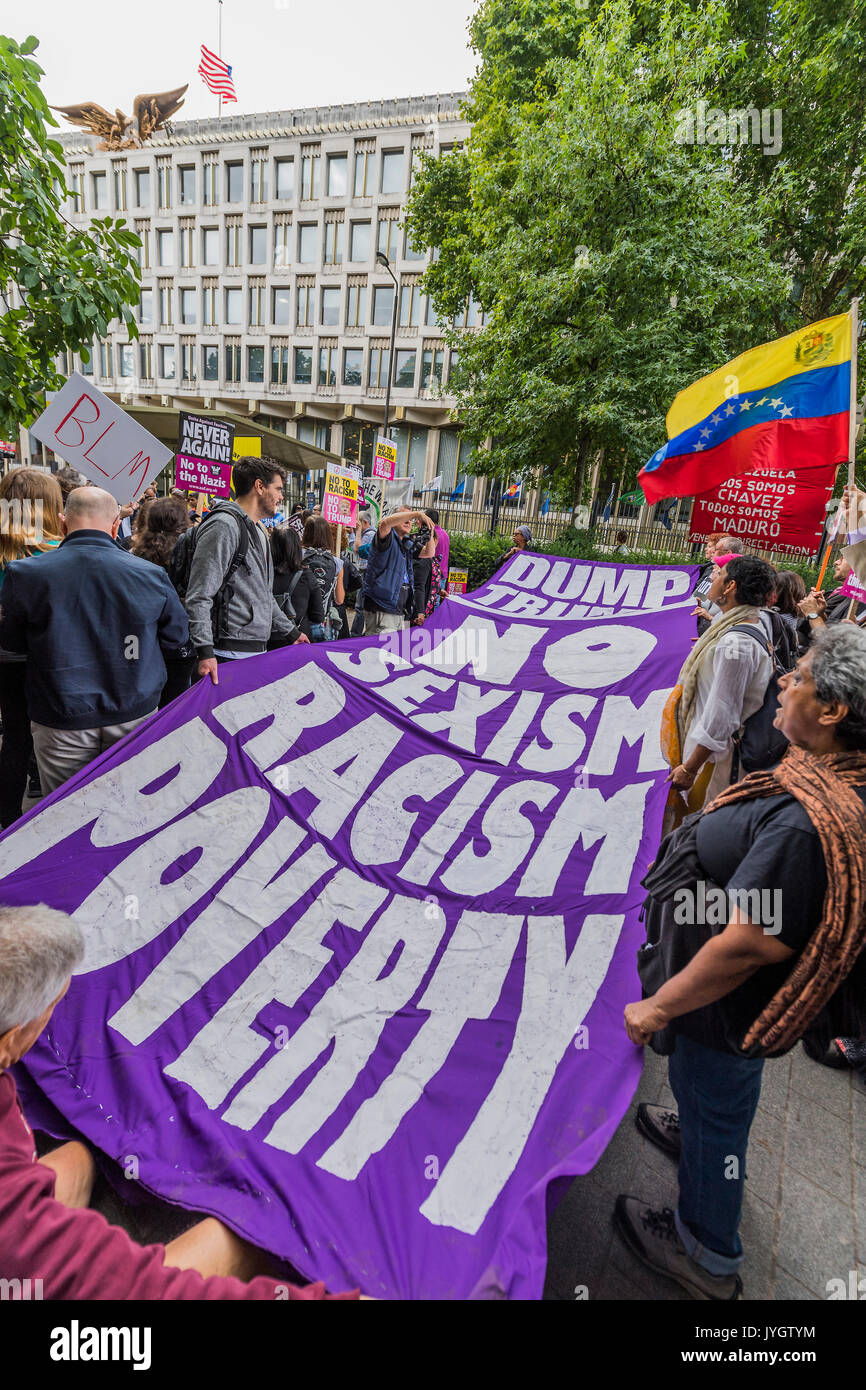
269, 526, 323, 642
131, 497, 195, 707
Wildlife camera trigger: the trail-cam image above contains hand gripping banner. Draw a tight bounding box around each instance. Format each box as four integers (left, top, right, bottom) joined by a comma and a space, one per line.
0, 553, 697, 1299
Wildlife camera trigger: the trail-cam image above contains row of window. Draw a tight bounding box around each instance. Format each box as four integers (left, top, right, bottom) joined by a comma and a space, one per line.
137, 281, 465, 331
136, 218, 425, 271
69, 148, 425, 214
86, 341, 455, 390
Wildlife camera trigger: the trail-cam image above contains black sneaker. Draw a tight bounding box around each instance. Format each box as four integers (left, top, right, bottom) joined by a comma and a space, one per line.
28, 775, 42, 798
635, 1103, 681, 1161
613, 1196, 743, 1301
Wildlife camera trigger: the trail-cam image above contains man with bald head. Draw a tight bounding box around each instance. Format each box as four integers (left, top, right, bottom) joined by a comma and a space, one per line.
0, 486, 188, 794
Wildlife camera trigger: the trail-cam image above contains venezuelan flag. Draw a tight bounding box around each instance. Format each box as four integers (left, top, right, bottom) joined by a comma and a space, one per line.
638, 313, 851, 502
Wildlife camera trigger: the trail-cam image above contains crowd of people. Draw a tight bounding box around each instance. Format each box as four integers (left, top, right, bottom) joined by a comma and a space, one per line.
0, 476, 864, 1303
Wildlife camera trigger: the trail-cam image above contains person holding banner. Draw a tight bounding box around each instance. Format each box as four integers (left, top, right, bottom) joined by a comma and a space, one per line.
797, 551, 866, 649
618, 625, 866, 1301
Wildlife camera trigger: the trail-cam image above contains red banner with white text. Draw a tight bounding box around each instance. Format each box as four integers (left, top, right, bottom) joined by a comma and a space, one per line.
688, 458, 837, 556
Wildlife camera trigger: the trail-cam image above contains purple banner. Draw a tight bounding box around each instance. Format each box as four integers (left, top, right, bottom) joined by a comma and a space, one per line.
0, 554, 697, 1299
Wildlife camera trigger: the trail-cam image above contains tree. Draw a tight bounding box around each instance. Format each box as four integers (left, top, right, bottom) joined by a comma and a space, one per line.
0, 34, 141, 433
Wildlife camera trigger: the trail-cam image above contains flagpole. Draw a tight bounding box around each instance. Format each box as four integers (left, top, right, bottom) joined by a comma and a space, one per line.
849, 297, 859, 490
218, 0, 223, 118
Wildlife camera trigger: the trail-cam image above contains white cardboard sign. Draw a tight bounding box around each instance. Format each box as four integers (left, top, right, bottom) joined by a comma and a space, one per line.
30, 374, 173, 501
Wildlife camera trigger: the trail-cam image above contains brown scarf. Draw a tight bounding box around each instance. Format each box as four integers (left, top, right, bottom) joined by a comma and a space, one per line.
703, 744, 866, 1055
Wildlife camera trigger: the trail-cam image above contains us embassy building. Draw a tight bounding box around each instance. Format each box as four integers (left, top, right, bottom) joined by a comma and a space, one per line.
53, 92, 488, 501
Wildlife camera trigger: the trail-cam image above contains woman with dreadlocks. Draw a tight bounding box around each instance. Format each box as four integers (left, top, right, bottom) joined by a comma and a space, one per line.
614, 624, 866, 1301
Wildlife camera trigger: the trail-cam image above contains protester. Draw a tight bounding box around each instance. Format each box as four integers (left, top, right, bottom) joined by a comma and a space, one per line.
0, 487, 188, 794
0, 468, 63, 826
503, 524, 532, 562
54, 466, 87, 507
184, 457, 308, 686
347, 508, 377, 635
693, 535, 742, 634
663, 556, 777, 816
131, 497, 197, 705
0, 904, 359, 1300
269, 525, 324, 641
769, 570, 806, 656
797, 552, 866, 648
410, 508, 448, 622
613, 529, 630, 557
301, 515, 344, 640
617, 625, 866, 1300
361, 505, 436, 634
287, 502, 306, 537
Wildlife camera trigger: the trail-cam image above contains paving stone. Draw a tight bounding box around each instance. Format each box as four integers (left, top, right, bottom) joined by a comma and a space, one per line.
738, 1192, 776, 1300
757, 1054, 791, 1119
789, 1043, 852, 1122
744, 1108, 785, 1208
776, 1166, 856, 1297
784, 1091, 852, 1203
544, 1175, 615, 1300
772, 1266, 819, 1301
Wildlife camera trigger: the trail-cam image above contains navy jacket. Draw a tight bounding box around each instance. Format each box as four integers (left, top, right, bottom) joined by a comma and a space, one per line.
0, 530, 189, 730
363, 529, 415, 614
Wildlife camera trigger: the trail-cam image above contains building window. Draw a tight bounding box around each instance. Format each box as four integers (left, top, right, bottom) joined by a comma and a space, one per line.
226, 162, 243, 202
421, 348, 444, 388
404, 227, 425, 261
119, 344, 134, 377
179, 226, 195, 266
91, 172, 108, 209
225, 288, 242, 325
272, 287, 291, 325
326, 154, 347, 196
225, 343, 242, 382
138, 289, 153, 324
182, 344, 196, 382
202, 284, 217, 326
113, 167, 127, 210
346, 284, 366, 327
202, 227, 218, 265
202, 344, 219, 380
381, 149, 404, 194
69, 169, 85, 210
294, 347, 312, 384
376, 218, 399, 263
249, 284, 265, 326
353, 149, 371, 196
248, 346, 265, 383
271, 343, 290, 384
202, 163, 218, 205
136, 225, 151, 270
226, 223, 241, 266
179, 166, 195, 205
323, 221, 343, 264
249, 226, 267, 264
157, 165, 172, 208
349, 221, 371, 262
160, 344, 176, 379
157, 230, 174, 266
134, 169, 150, 207
99, 342, 111, 377
372, 285, 394, 327
394, 350, 416, 389
368, 344, 391, 388
425, 295, 441, 328
298, 223, 318, 264
343, 347, 363, 386
454, 299, 484, 329
180, 288, 196, 324
250, 156, 268, 203
301, 153, 320, 199
274, 221, 291, 267
318, 344, 336, 386
159, 285, 172, 325
448, 350, 460, 384
399, 282, 422, 327
80, 346, 94, 376
139, 340, 152, 377
321, 287, 340, 326
275, 158, 294, 200
297, 284, 314, 327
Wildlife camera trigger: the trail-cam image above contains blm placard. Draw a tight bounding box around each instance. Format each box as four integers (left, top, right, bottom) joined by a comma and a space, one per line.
30, 375, 173, 499
176, 412, 236, 498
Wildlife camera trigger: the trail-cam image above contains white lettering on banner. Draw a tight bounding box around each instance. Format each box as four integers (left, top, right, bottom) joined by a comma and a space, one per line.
419, 913, 622, 1234
213, 663, 346, 769
441, 780, 560, 895
413, 682, 512, 753
481, 690, 544, 765
539, 560, 590, 601
326, 646, 410, 683
350, 755, 465, 867
76, 788, 272, 974
373, 669, 455, 716
222, 895, 445, 1148
108, 823, 332, 1044
582, 689, 672, 776
399, 770, 500, 886
643, 569, 692, 607
319, 910, 526, 1180
543, 626, 656, 689
166, 869, 387, 1110
0, 720, 226, 880
269, 714, 403, 838
502, 555, 551, 589
416, 617, 544, 685
518, 695, 597, 773
517, 782, 651, 898
581, 567, 649, 608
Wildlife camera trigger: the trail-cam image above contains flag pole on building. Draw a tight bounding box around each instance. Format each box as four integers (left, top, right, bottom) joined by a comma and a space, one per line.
218, 0, 223, 117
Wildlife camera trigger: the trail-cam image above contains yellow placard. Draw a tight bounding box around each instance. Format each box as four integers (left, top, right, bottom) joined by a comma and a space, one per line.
230, 436, 261, 495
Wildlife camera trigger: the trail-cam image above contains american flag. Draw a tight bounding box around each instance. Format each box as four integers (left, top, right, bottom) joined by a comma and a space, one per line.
198, 44, 237, 102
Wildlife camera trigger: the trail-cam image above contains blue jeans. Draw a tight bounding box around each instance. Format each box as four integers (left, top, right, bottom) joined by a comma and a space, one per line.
668, 1034, 764, 1276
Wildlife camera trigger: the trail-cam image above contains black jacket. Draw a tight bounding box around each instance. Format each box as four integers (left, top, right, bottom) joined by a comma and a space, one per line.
0, 530, 189, 729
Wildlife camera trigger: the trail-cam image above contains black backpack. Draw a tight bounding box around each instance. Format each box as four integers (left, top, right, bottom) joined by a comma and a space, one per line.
763, 608, 797, 673
168, 510, 252, 640
273, 569, 303, 623
303, 547, 339, 635
729, 624, 789, 778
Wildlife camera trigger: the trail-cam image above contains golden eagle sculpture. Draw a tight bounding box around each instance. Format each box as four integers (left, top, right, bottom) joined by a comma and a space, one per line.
51, 85, 189, 150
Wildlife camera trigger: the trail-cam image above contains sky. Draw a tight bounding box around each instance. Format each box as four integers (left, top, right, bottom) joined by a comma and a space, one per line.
0, 0, 477, 121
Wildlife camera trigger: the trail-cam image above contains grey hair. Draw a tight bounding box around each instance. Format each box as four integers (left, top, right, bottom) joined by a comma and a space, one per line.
0, 905, 84, 1035
810, 624, 866, 749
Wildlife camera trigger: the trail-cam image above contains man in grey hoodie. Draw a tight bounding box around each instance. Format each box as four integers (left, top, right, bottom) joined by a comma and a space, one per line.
185, 456, 309, 686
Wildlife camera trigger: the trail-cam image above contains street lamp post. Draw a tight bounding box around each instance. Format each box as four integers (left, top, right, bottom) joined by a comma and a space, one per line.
376, 251, 399, 441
